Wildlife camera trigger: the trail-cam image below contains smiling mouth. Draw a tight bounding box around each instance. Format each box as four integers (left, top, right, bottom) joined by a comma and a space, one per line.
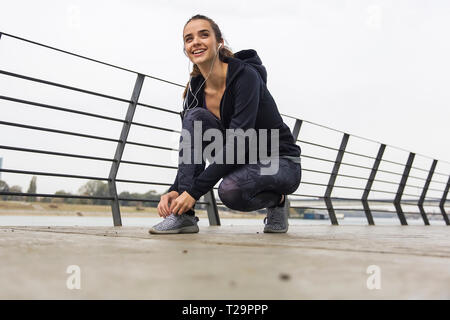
193, 49, 206, 57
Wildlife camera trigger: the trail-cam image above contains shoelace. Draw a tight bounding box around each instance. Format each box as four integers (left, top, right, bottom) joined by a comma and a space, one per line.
159, 214, 178, 226
167, 214, 199, 223
163, 213, 199, 223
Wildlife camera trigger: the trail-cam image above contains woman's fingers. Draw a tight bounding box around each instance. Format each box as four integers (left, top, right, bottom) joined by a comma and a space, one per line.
169, 200, 176, 214
171, 200, 182, 215
162, 198, 170, 216
159, 195, 170, 217
157, 203, 161, 217
168, 194, 192, 215
174, 204, 186, 215
158, 200, 164, 217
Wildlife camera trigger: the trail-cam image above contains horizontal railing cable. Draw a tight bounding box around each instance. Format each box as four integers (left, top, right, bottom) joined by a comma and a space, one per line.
0, 69, 132, 104
0, 120, 121, 143
126, 141, 178, 152
115, 179, 172, 186
0, 69, 186, 118
297, 139, 339, 152
130, 121, 180, 133
288, 206, 443, 216
343, 150, 377, 161
0, 168, 109, 181
289, 195, 443, 204
0, 95, 182, 134
0, 191, 211, 205
284, 113, 450, 165
0, 95, 126, 123
120, 160, 177, 170
0, 31, 185, 88
0, 192, 113, 201
117, 197, 208, 205
0, 145, 115, 162
136, 101, 181, 115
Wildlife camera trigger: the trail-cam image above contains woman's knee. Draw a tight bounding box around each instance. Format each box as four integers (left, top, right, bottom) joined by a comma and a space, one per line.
183, 107, 211, 123
286, 163, 302, 194
218, 179, 247, 211
182, 108, 222, 133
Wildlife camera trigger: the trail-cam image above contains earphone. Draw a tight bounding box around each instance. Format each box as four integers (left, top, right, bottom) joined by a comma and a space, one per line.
181, 43, 223, 118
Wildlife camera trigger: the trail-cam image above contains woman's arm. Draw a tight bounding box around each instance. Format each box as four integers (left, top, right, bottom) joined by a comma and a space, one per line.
167, 170, 179, 193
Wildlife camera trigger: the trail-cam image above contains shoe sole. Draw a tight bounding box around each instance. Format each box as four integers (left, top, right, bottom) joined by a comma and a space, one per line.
148, 225, 199, 234
263, 226, 288, 233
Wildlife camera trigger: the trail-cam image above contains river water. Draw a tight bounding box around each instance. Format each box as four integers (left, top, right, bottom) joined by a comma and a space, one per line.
0, 215, 444, 227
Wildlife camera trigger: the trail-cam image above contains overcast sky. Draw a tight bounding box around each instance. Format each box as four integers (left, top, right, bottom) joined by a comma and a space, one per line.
0, 0, 449, 200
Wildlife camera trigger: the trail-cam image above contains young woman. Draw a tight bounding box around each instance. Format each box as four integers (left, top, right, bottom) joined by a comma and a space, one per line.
149, 14, 301, 234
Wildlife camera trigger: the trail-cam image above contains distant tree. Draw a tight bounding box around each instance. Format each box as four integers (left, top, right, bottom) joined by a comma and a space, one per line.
143, 190, 159, 208
78, 180, 109, 205
0, 180, 9, 201
26, 176, 37, 202
54, 190, 75, 204
40, 197, 52, 203
8, 185, 23, 201
119, 191, 131, 206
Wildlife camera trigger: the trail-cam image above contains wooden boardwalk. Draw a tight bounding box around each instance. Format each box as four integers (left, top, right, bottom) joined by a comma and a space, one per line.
0, 224, 449, 299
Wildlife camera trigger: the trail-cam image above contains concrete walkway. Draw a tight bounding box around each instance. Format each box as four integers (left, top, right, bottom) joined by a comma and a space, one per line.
0, 224, 449, 299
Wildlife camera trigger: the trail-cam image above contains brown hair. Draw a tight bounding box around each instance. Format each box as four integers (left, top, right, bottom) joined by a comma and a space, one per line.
182, 14, 234, 100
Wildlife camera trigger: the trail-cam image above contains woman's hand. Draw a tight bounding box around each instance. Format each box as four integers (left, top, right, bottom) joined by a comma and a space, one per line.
169, 191, 196, 215
158, 191, 179, 218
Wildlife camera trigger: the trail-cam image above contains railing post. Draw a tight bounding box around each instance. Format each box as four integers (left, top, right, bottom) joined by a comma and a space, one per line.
325, 133, 349, 225
394, 152, 415, 225
362, 144, 386, 225
292, 119, 303, 142
108, 73, 145, 226
288, 119, 303, 218
418, 160, 437, 225
204, 190, 220, 226
439, 175, 450, 225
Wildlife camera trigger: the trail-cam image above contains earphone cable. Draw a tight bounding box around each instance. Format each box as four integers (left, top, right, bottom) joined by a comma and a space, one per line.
183, 45, 221, 112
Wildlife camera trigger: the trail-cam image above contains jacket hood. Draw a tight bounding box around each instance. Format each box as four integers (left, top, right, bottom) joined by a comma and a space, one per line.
229, 49, 267, 84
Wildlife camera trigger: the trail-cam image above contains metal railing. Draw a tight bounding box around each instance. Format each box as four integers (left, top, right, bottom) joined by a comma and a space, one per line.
284, 118, 450, 225
0, 31, 449, 226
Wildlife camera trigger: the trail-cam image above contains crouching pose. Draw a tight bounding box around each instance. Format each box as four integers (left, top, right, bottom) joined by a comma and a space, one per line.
149, 14, 301, 234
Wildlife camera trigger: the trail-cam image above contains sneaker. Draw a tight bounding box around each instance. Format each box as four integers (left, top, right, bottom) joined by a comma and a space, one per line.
148, 213, 199, 234
263, 195, 289, 233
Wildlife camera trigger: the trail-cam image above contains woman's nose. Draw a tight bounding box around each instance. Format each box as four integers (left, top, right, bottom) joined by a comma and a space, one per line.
192, 36, 203, 46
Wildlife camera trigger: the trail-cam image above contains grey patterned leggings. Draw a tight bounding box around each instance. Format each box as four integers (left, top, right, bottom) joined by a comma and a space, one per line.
177, 107, 301, 212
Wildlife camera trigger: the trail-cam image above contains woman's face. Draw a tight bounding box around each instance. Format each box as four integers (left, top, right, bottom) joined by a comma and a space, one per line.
183, 19, 221, 65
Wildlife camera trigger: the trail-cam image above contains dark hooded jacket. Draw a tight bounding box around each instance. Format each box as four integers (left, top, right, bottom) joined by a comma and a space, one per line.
168, 49, 301, 200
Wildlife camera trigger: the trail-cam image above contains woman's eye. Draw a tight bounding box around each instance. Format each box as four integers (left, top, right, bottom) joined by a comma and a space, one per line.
185, 33, 208, 42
